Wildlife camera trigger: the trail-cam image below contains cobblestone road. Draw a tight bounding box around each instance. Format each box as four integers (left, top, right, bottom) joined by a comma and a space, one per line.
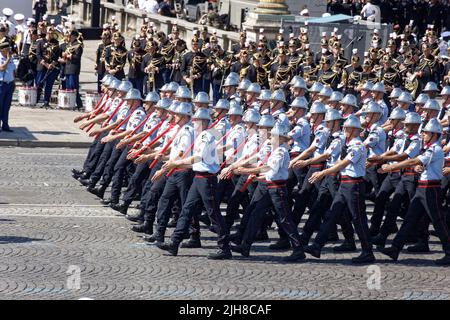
0, 147, 449, 300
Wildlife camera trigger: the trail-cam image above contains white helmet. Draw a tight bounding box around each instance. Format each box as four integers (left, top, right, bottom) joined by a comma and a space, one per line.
243, 109, 261, 124
193, 92, 210, 104
228, 104, 244, 116
156, 97, 172, 110
144, 91, 160, 103
124, 88, 143, 101
440, 86, 450, 96
310, 101, 327, 114
237, 79, 252, 91
176, 102, 193, 116
291, 97, 308, 109
389, 87, 403, 99
246, 83, 262, 94
192, 108, 211, 121
258, 115, 275, 128
318, 86, 333, 98
372, 82, 386, 93
423, 118, 443, 134
329, 91, 344, 103
309, 82, 324, 93
423, 99, 440, 111
271, 89, 286, 103
343, 115, 363, 130
214, 99, 230, 110
404, 112, 422, 124
365, 101, 383, 114
424, 81, 439, 92
270, 123, 290, 138
118, 81, 133, 92
361, 81, 374, 91
258, 89, 272, 101
291, 76, 307, 89
341, 94, 358, 108
397, 91, 413, 105
325, 109, 343, 122
389, 107, 406, 120
415, 93, 429, 105
167, 82, 179, 92
175, 86, 192, 99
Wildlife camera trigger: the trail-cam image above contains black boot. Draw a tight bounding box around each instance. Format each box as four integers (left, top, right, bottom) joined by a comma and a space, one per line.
126, 212, 144, 223
131, 221, 152, 234
255, 230, 269, 242
91, 185, 106, 199
72, 168, 84, 176
229, 232, 242, 245
167, 218, 178, 228
198, 214, 211, 226
115, 202, 130, 215
79, 178, 91, 187
100, 198, 112, 205
435, 253, 450, 266
230, 244, 250, 257
407, 240, 430, 253
379, 245, 400, 261
333, 239, 357, 252
268, 238, 291, 251
157, 241, 179, 256
351, 251, 376, 264
304, 243, 321, 258
372, 233, 388, 248
180, 235, 202, 248
143, 232, 164, 244
282, 247, 306, 262
208, 248, 232, 260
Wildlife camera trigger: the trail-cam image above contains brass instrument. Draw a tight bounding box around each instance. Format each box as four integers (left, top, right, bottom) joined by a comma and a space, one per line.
189, 54, 207, 94
240, 64, 250, 81
146, 55, 165, 92
106, 46, 127, 72
62, 43, 81, 62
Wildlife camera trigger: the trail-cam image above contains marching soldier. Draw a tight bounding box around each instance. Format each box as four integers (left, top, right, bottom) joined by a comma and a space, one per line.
157, 108, 233, 260
379, 119, 450, 265
305, 115, 376, 264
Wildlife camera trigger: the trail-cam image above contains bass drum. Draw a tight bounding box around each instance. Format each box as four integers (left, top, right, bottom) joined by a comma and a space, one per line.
58, 89, 77, 109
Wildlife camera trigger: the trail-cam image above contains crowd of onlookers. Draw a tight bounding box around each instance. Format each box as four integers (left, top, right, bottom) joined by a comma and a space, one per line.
123, 0, 177, 17
327, 0, 450, 37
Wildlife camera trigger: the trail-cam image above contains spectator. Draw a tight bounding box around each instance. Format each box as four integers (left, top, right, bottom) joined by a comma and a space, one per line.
143, 0, 160, 14
159, 0, 176, 17
360, 0, 377, 20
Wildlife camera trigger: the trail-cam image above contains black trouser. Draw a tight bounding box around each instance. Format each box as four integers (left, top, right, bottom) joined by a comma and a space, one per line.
392, 184, 450, 254
379, 174, 417, 236
313, 179, 373, 253
224, 174, 253, 230
122, 161, 151, 205
141, 161, 165, 222
302, 175, 355, 241
89, 139, 116, 186
171, 173, 229, 250
364, 165, 386, 198
292, 165, 323, 226
370, 172, 402, 233
241, 182, 303, 251
97, 140, 122, 190
216, 176, 237, 204
155, 170, 194, 237
110, 146, 135, 203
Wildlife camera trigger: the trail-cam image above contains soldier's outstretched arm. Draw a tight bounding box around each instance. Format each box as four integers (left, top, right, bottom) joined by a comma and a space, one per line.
379, 158, 422, 174
309, 159, 351, 184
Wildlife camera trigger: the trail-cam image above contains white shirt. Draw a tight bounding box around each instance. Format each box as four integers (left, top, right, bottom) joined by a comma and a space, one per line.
144, 0, 159, 14
361, 2, 377, 19
193, 130, 220, 173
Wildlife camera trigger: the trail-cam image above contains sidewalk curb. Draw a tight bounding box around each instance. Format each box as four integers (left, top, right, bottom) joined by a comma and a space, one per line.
0, 140, 92, 148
